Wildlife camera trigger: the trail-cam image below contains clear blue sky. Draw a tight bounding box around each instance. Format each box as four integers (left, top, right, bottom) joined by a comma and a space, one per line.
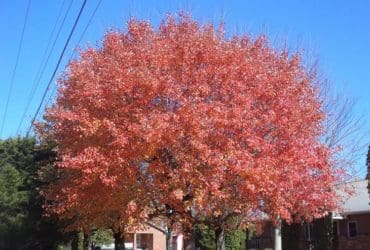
1, 0, 369, 175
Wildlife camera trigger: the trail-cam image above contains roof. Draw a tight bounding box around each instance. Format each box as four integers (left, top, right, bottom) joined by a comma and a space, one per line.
145, 221, 167, 234
337, 179, 370, 215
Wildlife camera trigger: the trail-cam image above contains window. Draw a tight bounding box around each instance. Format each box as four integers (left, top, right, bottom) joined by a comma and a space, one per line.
347, 221, 357, 238
136, 233, 153, 250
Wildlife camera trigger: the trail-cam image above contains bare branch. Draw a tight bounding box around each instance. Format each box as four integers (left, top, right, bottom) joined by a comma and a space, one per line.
318, 79, 369, 178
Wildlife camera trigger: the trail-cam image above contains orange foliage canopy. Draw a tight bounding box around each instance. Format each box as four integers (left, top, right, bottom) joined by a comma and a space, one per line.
42, 15, 344, 231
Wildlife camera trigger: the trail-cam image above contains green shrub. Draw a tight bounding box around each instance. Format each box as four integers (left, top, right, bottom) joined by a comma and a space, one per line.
195, 224, 246, 250
225, 229, 246, 250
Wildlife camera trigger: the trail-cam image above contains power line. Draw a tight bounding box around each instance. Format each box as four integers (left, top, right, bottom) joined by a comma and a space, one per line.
26, 0, 88, 137
45, 0, 103, 108
16, 0, 72, 135
0, 0, 32, 137
70, 0, 102, 60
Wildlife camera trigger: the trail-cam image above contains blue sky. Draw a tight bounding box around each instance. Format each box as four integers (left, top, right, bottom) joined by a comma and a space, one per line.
1, 0, 369, 175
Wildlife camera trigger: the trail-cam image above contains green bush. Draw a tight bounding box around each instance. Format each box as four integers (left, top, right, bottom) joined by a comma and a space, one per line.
195, 224, 246, 250
195, 224, 216, 250
225, 229, 246, 250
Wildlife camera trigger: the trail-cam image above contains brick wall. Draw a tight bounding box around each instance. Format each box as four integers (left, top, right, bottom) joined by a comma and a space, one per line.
336, 235, 370, 250
335, 213, 370, 250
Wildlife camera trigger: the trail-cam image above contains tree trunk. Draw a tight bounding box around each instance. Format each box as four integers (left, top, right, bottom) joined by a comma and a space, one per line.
166, 227, 173, 250
71, 233, 78, 250
184, 230, 196, 250
215, 228, 226, 250
245, 228, 249, 250
83, 232, 90, 250
114, 231, 126, 250
71, 231, 82, 250
282, 222, 301, 250
274, 224, 282, 250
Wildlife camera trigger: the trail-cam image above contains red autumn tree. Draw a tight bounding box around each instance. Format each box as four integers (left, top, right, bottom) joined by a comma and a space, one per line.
41, 14, 345, 250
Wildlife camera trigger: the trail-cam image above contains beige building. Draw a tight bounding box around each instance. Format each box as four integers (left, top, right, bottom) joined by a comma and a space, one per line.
123, 223, 183, 250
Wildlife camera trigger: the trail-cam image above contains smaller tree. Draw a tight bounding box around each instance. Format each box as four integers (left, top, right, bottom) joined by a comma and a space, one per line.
0, 137, 67, 250
0, 164, 28, 250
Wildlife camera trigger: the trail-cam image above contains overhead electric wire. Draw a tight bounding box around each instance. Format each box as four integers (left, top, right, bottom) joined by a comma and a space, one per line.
69, 0, 102, 61
0, 0, 32, 137
45, 0, 103, 108
16, 0, 72, 135
26, 0, 88, 137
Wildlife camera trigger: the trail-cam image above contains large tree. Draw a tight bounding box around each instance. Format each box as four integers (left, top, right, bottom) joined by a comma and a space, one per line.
41, 14, 345, 250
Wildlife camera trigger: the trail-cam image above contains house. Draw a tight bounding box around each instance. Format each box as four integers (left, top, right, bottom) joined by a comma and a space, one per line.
332, 179, 370, 250
96, 222, 184, 250
248, 179, 370, 250
123, 223, 167, 250
124, 222, 183, 250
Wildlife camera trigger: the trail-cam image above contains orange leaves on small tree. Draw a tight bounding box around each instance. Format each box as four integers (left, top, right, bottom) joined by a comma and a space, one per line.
41, 14, 345, 238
